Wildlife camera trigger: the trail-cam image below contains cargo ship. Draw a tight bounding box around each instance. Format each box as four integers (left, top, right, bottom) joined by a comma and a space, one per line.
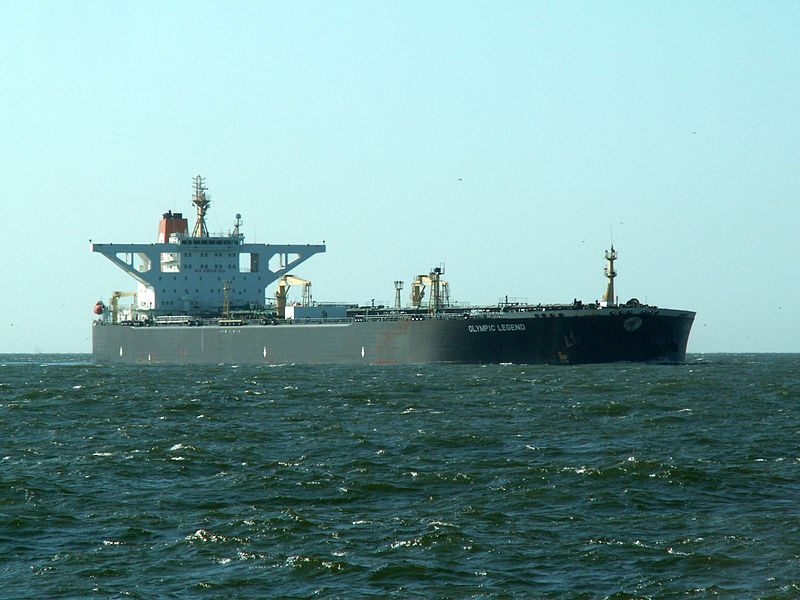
91, 176, 695, 365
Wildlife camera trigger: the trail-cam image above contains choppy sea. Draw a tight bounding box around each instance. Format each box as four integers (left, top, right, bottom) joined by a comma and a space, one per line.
1, 354, 799, 599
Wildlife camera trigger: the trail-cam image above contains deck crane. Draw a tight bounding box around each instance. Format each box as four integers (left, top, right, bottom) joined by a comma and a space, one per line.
110, 291, 137, 324
275, 275, 312, 319
410, 268, 450, 313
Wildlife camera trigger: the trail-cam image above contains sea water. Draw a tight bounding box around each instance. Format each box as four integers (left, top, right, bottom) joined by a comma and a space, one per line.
1, 354, 799, 598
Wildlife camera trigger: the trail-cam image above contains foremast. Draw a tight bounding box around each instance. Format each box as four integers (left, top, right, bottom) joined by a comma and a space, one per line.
601, 245, 617, 308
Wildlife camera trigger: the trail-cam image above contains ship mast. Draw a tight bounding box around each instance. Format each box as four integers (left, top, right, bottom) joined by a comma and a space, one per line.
430, 266, 444, 315
602, 245, 617, 307
191, 175, 210, 237
394, 281, 404, 310
222, 280, 232, 317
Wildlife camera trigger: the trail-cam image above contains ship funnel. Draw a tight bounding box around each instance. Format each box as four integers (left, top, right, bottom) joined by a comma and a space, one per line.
158, 210, 188, 243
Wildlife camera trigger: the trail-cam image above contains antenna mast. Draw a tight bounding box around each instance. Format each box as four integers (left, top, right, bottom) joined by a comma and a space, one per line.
191, 175, 210, 237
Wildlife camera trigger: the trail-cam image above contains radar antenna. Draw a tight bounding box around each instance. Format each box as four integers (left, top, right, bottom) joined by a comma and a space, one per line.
191, 175, 210, 237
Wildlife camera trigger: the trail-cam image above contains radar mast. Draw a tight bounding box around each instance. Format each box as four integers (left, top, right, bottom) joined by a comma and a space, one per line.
191, 175, 210, 237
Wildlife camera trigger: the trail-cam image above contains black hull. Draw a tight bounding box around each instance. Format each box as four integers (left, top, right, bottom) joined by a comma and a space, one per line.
93, 307, 694, 365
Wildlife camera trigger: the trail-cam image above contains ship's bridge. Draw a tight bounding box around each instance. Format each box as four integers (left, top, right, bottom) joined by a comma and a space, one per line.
92, 177, 325, 315
92, 237, 325, 314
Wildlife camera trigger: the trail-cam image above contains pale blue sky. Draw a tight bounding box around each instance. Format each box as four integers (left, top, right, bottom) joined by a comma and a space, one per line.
1, 1, 798, 353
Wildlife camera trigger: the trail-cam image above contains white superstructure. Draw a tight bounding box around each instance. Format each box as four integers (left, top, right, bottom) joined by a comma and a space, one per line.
92, 176, 325, 315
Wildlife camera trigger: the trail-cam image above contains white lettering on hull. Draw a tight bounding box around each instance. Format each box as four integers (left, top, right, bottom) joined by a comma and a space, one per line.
467, 323, 527, 333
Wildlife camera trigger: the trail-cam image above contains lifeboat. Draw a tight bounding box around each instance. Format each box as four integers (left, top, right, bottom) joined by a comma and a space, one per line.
94, 301, 105, 315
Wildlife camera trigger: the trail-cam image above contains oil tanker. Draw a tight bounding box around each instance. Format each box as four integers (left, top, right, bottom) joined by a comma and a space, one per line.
91, 176, 695, 365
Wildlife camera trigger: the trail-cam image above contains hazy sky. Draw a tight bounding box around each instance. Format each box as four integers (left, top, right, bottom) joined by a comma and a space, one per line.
1, 1, 798, 353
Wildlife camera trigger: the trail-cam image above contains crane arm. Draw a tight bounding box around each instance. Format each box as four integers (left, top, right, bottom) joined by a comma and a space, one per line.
281, 275, 310, 286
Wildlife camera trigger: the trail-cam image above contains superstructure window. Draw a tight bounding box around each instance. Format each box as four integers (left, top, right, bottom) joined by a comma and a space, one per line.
239, 253, 259, 273
160, 252, 181, 273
